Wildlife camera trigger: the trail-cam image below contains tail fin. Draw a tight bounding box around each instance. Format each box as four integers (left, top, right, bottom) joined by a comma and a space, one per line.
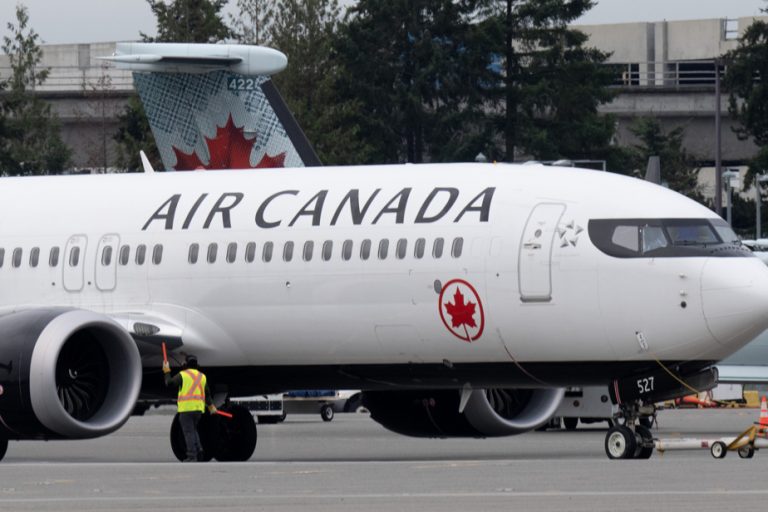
107, 42, 321, 171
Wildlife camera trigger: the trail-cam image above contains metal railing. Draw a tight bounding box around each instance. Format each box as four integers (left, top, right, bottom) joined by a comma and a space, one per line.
609, 60, 725, 90
0, 64, 134, 93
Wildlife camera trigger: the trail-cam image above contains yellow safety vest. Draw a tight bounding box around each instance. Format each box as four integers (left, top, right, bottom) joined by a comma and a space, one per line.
177, 369, 206, 413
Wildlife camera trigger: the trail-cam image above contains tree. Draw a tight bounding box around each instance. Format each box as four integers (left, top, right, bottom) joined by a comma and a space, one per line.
628, 118, 703, 202
230, 0, 274, 45
474, 0, 617, 163
331, 0, 491, 164
142, 0, 231, 43
723, 17, 768, 188
114, 95, 162, 171
0, 4, 70, 175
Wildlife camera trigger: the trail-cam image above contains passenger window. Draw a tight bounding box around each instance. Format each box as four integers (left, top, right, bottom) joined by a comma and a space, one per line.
378, 239, 389, 260
30, 247, 40, 268
12, 248, 22, 268
101, 246, 112, 266
415, 238, 425, 259
49, 247, 59, 267
263, 242, 274, 262
342, 240, 353, 261
136, 244, 146, 265
245, 242, 256, 263
152, 244, 163, 265
119, 245, 129, 266
322, 241, 333, 261
303, 241, 314, 261
226, 242, 237, 263
432, 238, 444, 258
207, 243, 218, 264
188, 243, 199, 264
451, 237, 464, 258
69, 247, 80, 267
396, 239, 407, 259
360, 239, 371, 260
283, 241, 294, 262
0, 248, 5, 268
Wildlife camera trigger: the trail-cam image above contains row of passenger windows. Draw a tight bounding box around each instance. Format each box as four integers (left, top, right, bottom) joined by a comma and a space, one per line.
186, 237, 464, 264
0, 237, 464, 269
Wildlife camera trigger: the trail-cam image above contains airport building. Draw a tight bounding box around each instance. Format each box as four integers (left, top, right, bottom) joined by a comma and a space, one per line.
0, 15, 765, 193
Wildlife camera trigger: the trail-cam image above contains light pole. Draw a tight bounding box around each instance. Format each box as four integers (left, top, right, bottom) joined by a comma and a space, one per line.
757, 174, 768, 239
722, 169, 740, 226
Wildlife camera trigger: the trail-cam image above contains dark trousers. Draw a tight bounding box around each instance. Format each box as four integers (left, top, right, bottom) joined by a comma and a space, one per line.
179, 411, 203, 460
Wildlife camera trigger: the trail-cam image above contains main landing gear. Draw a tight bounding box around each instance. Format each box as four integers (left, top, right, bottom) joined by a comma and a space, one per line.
604, 402, 655, 460
170, 404, 257, 462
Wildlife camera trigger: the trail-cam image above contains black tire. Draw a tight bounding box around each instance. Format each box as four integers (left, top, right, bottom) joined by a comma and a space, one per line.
213, 405, 257, 462
320, 404, 334, 422
170, 413, 215, 462
711, 441, 727, 459
738, 445, 755, 459
0, 437, 7, 462
563, 417, 578, 431
344, 393, 362, 413
634, 425, 654, 459
605, 425, 636, 460
278, 410, 287, 422
257, 415, 280, 424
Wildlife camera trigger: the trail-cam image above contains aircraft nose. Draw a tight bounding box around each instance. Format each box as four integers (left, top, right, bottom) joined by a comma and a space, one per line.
701, 258, 768, 346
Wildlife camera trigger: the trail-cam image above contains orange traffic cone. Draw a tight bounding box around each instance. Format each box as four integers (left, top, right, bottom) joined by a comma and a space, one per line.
759, 396, 768, 427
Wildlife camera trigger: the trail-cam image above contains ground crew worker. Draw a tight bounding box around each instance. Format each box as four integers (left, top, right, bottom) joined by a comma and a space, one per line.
163, 354, 217, 462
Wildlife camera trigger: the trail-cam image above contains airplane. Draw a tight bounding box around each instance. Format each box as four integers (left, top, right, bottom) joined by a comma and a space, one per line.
0, 43, 767, 463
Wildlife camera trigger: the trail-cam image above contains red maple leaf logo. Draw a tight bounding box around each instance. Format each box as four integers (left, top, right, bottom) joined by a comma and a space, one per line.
172, 114, 286, 171
444, 287, 477, 332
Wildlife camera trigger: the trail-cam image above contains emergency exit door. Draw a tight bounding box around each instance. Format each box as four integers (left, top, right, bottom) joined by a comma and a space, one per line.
518, 203, 565, 302
95, 234, 119, 291
63, 235, 87, 292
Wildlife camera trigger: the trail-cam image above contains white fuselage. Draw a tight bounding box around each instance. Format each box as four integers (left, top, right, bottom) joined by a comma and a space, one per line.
2, 163, 767, 379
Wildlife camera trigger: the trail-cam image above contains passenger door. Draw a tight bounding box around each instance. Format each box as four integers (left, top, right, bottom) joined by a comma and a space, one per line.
63, 235, 87, 292
518, 203, 566, 302
95, 234, 120, 291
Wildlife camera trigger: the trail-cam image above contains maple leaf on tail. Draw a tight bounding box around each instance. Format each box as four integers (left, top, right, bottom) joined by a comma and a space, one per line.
172, 114, 287, 171
444, 287, 477, 330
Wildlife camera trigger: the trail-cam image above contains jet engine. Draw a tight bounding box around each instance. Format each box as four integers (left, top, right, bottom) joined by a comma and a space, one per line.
0, 309, 141, 439
363, 387, 564, 437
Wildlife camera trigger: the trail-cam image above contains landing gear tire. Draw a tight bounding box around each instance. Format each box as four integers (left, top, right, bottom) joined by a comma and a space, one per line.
213, 405, 257, 462
320, 404, 334, 422
738, 445, 755, 459
0, 437, 7, 462
605, 425, 636, 459
711, 441, 727, 459
634, 425, 654, 459
170, 413, 216, 462
563, 417, 578, 431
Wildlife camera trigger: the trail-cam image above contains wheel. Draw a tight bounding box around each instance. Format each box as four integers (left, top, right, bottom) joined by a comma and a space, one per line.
0, 437, 7, 462
605, 425, 637, 459
634, 425, 654, 459
563, 417, 578, 431
320, 404, 334, 422
711, 441, 727, 459
213, 405, 257, 462
170, 413, 215, 462
738, 445, 755, 459
278, 410, 287, 422
343, 393, 362, 413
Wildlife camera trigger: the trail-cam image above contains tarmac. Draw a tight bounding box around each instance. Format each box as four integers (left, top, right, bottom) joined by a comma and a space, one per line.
0, 407, 766, 512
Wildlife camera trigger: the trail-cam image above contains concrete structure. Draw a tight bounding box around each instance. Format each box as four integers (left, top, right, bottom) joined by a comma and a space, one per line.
0, 16, 766, 170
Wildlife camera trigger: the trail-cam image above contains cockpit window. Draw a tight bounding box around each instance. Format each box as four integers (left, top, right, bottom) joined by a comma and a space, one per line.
589, 218, 749, 258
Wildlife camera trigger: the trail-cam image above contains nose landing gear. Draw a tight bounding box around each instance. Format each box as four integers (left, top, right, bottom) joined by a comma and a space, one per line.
604, 402, 656, 460
170, 404, 257, 462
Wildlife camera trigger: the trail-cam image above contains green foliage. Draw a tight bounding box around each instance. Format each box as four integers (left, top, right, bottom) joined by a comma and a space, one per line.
475, 0, 616, 162
142, 0, 231, 43
0, 4, 70, 175
114, 95, 162, 172
230, 0, 274, 45
629, 118, 703, 202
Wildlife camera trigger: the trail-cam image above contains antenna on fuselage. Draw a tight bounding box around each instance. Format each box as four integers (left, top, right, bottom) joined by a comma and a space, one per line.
140, 150, 155, 174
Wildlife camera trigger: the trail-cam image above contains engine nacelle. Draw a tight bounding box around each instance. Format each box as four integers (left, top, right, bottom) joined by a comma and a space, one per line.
0, 309, 141, 439
363, 387, 564, 438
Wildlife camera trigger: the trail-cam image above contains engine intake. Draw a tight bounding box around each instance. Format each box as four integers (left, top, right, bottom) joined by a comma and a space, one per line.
0, 309, 141, 439
363, 387, 564, 438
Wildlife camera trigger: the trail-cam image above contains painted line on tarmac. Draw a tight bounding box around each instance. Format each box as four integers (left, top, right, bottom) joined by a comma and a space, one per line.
2, 490, 768, 503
